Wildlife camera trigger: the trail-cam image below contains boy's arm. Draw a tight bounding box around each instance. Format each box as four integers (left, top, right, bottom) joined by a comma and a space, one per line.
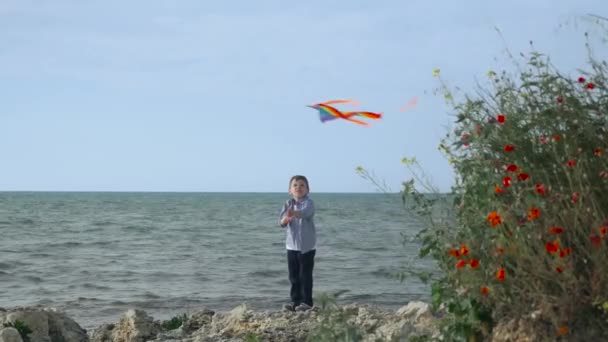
292, 199, 314, 219
279, 200, 293, 227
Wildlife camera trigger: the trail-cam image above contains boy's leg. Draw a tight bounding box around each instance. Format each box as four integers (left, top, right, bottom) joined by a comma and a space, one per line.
287, 250, 302, 306
300, 249, 316, 307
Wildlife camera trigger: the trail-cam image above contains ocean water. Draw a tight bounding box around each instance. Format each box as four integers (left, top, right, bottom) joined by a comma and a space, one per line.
0, 192, 434, 329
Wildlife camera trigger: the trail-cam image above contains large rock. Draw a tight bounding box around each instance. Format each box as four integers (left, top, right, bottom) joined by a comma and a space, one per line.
0, 307, 87, 342
0, 327, 23, 342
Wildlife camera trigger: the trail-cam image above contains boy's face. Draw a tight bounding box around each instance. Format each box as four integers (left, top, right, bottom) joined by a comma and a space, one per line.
289, 179, 309, 200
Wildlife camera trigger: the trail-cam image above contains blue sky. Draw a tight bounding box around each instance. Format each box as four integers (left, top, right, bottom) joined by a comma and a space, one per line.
1, 0, 606, 193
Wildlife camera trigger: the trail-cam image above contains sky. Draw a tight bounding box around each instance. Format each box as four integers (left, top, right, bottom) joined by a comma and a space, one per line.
1, 0, 607, 193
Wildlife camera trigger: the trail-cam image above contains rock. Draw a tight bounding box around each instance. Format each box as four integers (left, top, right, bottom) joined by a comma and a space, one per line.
88, 324, 114, 342
0, 307, 87, 342
0, 327, 23, 342
490, 318, 542, 342
4, 301, 443, 342
109, 310, 159, 342
181, 309, 214, 334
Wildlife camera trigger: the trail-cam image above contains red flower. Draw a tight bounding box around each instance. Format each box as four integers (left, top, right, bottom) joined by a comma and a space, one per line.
556, 266, 564, 273
504, 144, 515, 152
586, 83, 596, 90
469, 258, 480, 269
571, 192, 579, 203
494, 185, 504, 194
553, 135, 561, 141
456, 259, 467, 269
481, 286, 489, 295
496, 268, 505, 281
556, 96, 564, 104
559, 247, 572, 258
517, 172, 529, 181
594, 149, 603, 156
535, 183, 546, 195
448, 249, 460, 258
590, 235, 602, 247
497, 114, 505, 123
578, 77, 586, 83
527, 207, 540, 220
545, 241, 559, 254
460, 244, 469, 256
600, 226, 608, 236
487, 212, 502, 227
461, 133, 470, 147
506, 164, 518, 172
503, 176, 512, 187
567, 160, 576, 168
496, 247, 505, 255
539, 136, 548, 144
549, 226, 564, 234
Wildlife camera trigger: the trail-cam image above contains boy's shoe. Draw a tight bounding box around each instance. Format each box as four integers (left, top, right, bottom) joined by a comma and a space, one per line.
295, 303, 312, 312
282, 303, 297, 312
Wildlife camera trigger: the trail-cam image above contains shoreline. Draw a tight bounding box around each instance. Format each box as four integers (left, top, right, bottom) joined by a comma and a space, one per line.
7, 295, 427, 332
0, 300, 437, 342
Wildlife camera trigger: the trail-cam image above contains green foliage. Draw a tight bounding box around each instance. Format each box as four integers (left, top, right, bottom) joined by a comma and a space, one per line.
244, 332, 262, 342
405, 28, 608, 340
306, 292, 366, 342
160, 313, 188, 330
3, 320, 33, 342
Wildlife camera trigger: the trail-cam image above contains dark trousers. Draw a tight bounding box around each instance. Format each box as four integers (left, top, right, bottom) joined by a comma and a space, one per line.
287, 249, 316, 307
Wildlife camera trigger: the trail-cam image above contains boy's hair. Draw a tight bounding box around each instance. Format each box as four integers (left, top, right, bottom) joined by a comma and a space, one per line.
289, 175, 310, 191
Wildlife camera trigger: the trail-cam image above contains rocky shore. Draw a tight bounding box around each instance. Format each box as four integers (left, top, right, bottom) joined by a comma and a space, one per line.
0, 301, 437, 342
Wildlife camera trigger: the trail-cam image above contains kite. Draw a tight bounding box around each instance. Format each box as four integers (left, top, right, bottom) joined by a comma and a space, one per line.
306, 100, 382, 126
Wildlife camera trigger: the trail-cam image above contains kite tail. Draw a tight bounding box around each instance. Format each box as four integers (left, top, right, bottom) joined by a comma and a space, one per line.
356, 111, 382, 119
345, 117, 370, 126
343, 111, 382, 119
320, 99, 359, 106
400, 97, 418, 112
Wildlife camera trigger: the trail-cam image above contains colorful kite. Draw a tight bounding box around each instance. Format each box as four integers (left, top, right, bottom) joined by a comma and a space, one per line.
306, 100, 382, 126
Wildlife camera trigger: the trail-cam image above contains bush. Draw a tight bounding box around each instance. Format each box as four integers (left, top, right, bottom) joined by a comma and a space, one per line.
161, 313, 188, 330
409, 33, 608, 340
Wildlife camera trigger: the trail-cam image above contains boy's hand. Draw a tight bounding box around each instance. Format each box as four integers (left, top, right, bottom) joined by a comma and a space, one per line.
281, 216, 292, 225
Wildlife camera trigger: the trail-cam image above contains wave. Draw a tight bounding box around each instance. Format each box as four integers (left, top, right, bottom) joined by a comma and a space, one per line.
370, 267, 401, 279
0, 262, 15, 270
247, 269, 283, 278
23, 275, 44, 283
44, 242, 83, 248
121, 225, 151, 233
66, 283, 112, 291
92, 221, 115, 227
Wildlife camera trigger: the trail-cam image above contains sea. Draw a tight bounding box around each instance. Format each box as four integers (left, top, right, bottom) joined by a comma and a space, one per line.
0, 192, 435, 330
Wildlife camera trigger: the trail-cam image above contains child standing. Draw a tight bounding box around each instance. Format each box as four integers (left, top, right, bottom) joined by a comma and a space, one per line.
278, 175, 316, 312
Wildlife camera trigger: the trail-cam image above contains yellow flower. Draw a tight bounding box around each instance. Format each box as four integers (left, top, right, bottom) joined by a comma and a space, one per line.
432, 68, 440, 77
486, 70, 496, 78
